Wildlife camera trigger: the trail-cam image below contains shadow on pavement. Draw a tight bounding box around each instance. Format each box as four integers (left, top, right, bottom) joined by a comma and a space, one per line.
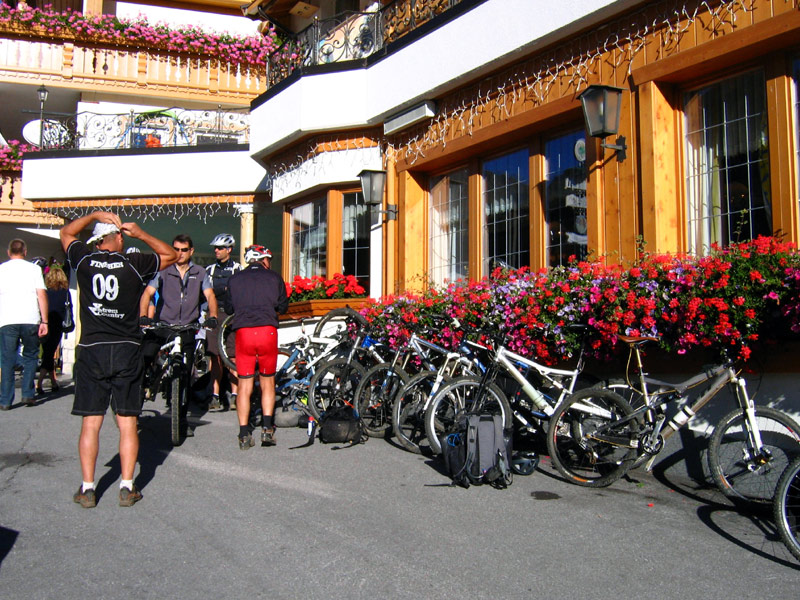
0, 526, 19, 568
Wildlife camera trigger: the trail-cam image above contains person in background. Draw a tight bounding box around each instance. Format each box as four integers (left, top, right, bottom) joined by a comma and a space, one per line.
37, 265, 70, 395
205, 233, 241, 411
0, 239, 48, 410
225, 245, 287, 450
62, 211, 176, 509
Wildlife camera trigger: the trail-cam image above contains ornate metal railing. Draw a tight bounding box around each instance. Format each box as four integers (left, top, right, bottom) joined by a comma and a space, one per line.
267, 0, 465, 87
35, 106, 249, 151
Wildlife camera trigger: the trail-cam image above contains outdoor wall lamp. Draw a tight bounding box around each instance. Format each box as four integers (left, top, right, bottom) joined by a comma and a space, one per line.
359, 169, 397, 221
37, 84, 48, 148
579, 84, 627, 162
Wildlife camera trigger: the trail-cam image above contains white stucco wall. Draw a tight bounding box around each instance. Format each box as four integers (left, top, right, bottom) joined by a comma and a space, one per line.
251, 0, 628, 158
271, 146, 381, 202
21, 150, 267, 199
116, 2, 260, 36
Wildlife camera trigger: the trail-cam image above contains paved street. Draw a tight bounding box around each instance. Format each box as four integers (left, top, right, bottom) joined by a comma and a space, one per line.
1, 381, 798, 599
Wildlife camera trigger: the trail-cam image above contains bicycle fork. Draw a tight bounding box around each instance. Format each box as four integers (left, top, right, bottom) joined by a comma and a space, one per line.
732, 375, 772, 469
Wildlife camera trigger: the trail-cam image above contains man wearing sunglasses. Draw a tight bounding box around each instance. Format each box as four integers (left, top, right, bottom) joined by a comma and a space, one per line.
139, 235, 218, 429
205, 233, 241, 412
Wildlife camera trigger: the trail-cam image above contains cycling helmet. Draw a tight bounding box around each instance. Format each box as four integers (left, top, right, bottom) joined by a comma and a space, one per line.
510, 450, 539, 476
210, 233, 235, 248
30, 256, 47, 268
244, 244, 273, 264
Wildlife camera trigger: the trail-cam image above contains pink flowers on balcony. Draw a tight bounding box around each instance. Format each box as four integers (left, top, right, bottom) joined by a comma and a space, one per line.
0, 4, 279, 68
0, 140, 38, 172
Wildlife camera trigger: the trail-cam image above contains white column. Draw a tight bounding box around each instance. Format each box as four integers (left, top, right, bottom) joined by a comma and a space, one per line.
235, 203, 256, 265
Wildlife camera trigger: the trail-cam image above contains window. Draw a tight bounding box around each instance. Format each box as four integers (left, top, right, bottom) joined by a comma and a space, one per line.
430, 168, 469, 285
684, 71, 772, 253
794, 58, 800, 215
290, 198, 327, 279
482, 149, 530, 271
342, 192, 370, 289
544, 130, 588, 266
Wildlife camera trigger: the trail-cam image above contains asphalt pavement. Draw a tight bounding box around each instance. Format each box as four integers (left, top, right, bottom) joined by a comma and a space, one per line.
0, 380, 798, 599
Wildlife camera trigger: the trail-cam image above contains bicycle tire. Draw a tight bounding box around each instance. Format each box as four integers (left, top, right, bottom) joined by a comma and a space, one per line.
355, 363, 410, 437
424, 376, 512, 455
218, 313, 236, 372
774, 457, 800, 561
708, 406, 800, 505
170, 376, 184, 446
307, 357, 366, 419
313, 307, 367, 339
546, 388, 638, 488
393, 371, 445, 454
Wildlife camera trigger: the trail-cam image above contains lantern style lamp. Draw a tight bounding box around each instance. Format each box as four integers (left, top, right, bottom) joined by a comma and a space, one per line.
578, 84, 627, 161
358, 169, 396, 221
37, 84, 49, 148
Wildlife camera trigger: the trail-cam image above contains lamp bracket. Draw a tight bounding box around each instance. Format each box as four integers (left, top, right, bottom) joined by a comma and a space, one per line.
601, 135, 627, 162
373, 203, 397, 221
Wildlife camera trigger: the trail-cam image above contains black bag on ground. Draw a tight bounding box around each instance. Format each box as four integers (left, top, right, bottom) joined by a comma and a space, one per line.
318, 405, 364, 444
440, 413, 513, 488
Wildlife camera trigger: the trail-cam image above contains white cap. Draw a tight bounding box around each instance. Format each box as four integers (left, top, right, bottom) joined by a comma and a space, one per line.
87, 222, 121, 244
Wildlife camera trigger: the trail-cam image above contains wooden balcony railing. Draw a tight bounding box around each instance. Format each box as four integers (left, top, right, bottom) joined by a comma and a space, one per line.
0, 172, 63, 225
0, 25, 267, 104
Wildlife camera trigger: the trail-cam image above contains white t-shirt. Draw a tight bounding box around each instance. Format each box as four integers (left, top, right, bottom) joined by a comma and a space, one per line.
0, 258, 46, 327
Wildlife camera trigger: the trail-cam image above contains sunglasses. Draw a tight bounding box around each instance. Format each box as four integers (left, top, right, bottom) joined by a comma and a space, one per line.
173, 247, 191, 253
213, 246, 229, 251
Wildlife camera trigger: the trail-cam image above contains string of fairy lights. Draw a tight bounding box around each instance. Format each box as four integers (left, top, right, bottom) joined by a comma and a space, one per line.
392, 0, 749, 166
50, 200, 245, 224
35, 0, 748, 221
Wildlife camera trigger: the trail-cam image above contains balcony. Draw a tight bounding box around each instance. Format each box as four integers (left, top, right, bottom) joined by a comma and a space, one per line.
0, 21, 266, 104
266, 0, 469, 87
35, 106, 249, 152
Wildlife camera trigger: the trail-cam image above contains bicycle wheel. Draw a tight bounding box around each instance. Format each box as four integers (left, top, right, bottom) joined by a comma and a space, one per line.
393, 371, 444, 454
774, 457, 800, 561
546, 388, 639, 488
424, 376, 512, 455
307, 357, 366, 419
313, 307, 367, 339
170, 376, 185, 446
355, 363, 409, 437
218, 313, 236, 372
708, 406, 800, 505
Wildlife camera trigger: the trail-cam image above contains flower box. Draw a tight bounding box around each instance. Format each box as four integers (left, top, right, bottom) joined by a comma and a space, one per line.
280, 298, 368, 321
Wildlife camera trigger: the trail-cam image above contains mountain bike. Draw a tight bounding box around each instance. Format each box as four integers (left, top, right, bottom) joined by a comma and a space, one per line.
306, 323, 388, 419
355, 316, 467, 440
391, 339, 490, 453
141, 322, 205, 446
424, 325, 594, 455
547, 336, 800, 500
774, 456, 800, 561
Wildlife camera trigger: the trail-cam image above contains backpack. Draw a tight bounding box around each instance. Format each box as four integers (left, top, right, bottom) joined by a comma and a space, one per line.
318, 405, 365, 445
440, 413, 513, 488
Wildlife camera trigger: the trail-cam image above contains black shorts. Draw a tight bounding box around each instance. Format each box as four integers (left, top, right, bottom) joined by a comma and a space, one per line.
72, 342, 144, 417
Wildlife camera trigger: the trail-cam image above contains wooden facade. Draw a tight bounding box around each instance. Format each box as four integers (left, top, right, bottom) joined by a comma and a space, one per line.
374, 0, 800, 291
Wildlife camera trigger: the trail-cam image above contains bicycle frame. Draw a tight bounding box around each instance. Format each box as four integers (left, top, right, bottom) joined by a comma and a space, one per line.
493, 345, 586, 417
584, 343, 766, 469
276, 333, 341, 396
146, 323, 200, 395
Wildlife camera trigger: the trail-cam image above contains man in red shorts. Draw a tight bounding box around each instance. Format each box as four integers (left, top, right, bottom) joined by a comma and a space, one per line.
224, 245, 288, 449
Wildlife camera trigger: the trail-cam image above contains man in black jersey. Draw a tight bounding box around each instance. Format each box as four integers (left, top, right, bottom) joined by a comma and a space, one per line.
205, 233, 241, 411
61, 211, 176, 508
